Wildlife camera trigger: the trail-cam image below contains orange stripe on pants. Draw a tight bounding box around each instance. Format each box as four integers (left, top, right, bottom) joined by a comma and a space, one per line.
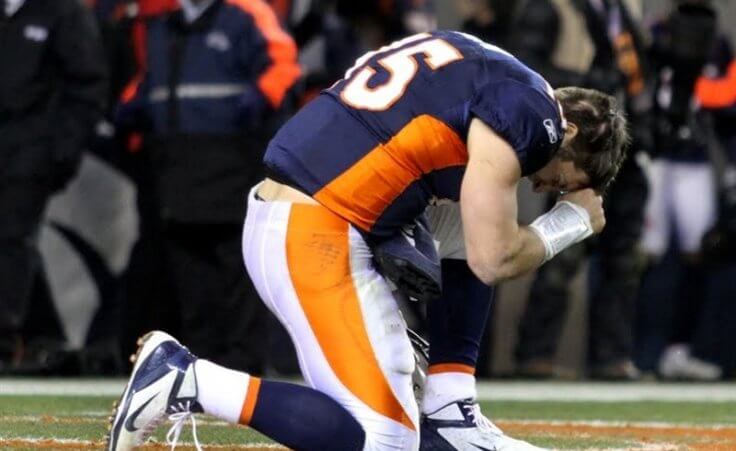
284, 204, 416, 431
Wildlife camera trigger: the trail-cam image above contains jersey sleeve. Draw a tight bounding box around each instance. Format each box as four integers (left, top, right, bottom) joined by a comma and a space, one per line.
469, 79, 564, 175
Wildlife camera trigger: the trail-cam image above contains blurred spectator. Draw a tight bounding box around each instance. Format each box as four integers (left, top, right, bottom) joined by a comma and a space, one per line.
457, 0, 516, 47
270, 0, 363, 105
514, 0, 650, 380
280, 0, 435, 106
114, 0, 300, 373
637, 0, 732, 380
111, 0, 184, 366
0, 0, 107, 371
335, 0, 435, 47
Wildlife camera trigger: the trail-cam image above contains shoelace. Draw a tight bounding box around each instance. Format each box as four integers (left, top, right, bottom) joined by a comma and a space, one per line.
463, 403, 503, 435
166, 401, 202, 451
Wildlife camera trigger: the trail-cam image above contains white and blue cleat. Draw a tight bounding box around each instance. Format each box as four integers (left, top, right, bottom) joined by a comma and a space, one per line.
420, 399, 547, 451
106, 331, 203, 451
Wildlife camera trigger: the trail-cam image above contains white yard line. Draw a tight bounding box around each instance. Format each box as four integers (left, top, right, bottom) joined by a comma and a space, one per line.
495, 418, 736, 429
2, 378, 736, 401
0, 437, 288, 449
476, 381, 736, 402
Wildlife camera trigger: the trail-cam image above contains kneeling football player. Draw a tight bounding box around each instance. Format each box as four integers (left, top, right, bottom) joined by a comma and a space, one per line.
107, 31, 628, 451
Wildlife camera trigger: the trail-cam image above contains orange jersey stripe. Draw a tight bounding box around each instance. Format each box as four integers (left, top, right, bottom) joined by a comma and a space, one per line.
227, 0, 301, 108
427, 363, 476, 375
285, 204, 416, 430
238, 376, 262, 425
696, 60, 736, 108
313, 115, 467, 231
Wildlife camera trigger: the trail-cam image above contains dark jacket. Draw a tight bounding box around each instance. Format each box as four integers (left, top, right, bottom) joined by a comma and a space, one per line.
650, 4, 733, 161
509, 0, 652, 151
117, 0, 300, 223
0, 0, 107, 188
508, 0, 648, 96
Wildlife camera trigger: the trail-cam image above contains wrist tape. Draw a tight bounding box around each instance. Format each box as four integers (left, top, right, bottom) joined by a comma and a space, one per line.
529, 201, 594, 262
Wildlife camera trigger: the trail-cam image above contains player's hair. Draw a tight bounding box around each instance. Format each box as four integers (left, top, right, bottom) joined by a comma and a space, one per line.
554, 87, 631, 192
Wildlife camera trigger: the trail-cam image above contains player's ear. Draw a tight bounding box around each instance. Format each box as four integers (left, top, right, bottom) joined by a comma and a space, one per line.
563, 122, 579, 144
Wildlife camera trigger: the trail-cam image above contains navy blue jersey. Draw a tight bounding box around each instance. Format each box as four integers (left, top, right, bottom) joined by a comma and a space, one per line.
265, 30, 564, 236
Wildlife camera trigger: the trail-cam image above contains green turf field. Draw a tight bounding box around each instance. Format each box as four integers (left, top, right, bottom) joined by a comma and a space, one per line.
1, 381, 735, 450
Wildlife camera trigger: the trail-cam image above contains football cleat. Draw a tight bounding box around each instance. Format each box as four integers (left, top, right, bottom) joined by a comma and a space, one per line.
106, 331, 203, 451
420, 399, 547, 451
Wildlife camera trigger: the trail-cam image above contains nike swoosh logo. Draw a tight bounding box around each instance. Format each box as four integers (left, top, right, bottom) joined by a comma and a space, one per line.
124, 393, 157, 432
470, 444, 496, 451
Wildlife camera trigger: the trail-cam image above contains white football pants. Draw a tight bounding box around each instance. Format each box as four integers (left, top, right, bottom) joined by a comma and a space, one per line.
242, 186, 419, 451
642, 159, 716, 257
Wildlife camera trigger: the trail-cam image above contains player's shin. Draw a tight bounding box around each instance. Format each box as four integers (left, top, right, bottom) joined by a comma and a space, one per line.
195, 360, 366, 451
423, 259, 494, 414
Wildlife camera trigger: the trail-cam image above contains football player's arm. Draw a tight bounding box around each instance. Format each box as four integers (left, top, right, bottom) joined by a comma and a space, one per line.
461, 118, 548, 285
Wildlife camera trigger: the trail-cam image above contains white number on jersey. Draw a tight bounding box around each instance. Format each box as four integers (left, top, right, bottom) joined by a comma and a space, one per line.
340, 34, 464, 111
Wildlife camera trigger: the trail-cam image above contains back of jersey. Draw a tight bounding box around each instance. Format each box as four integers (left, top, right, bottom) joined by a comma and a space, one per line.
264, 30, 563, 237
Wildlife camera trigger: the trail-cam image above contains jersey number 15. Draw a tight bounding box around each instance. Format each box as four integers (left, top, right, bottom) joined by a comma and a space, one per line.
339, 34, 464, 111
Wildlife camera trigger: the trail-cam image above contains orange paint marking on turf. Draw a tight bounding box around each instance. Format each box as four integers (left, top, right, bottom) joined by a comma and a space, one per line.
497, 421, 736, 449
5, 419, 736, 449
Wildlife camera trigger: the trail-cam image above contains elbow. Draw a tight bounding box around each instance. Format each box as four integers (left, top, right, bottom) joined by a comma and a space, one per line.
466, 252, 512, 286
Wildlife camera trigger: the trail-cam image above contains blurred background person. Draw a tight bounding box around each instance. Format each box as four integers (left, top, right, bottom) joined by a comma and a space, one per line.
283, 0, 435, 104
114, 0, 300, 373
635, 0, 732, 380
513, 0, 651, 380
456, 0, 514, 46
0, 0, 107, 371
695, 55, 736, 378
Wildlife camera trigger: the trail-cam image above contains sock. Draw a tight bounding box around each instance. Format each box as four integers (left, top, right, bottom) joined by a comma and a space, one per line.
194, 359, 250, 423
422, 369, 476, 414
194, 359, 365, 450
428, 259, 494, 367
423, 259, 491, 414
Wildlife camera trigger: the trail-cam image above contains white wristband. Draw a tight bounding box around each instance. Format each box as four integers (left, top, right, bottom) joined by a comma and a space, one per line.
528, 201, 594, 262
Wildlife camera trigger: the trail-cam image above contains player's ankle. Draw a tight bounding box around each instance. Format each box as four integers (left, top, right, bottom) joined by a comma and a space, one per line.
194, 359, 255, 423
422, 366, 477, 414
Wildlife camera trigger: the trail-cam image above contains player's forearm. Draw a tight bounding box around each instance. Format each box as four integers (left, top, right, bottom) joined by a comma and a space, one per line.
467, 200, 594, 285
466, 226, 546, 285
